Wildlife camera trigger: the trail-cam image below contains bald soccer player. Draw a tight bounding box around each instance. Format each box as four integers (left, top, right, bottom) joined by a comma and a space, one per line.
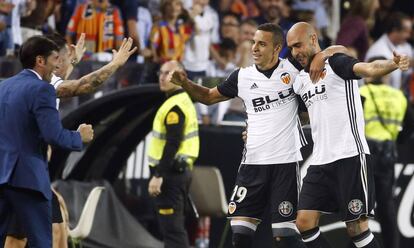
287, 22, 409, 248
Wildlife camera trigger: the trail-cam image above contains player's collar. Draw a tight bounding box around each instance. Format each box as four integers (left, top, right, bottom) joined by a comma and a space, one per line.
255, 59, 280, 79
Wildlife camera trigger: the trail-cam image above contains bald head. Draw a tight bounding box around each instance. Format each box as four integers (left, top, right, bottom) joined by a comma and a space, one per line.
287, 22, 317, 41
159, 60, 183, 93
163, 60, 184, 71
286, 22, 320, 68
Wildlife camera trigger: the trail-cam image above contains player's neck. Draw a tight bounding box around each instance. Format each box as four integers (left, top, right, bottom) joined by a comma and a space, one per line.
256, 57, 279, 71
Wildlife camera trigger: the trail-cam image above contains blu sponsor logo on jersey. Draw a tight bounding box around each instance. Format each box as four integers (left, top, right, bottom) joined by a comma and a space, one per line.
252, 88, 295, 112
301, 84, 327, 108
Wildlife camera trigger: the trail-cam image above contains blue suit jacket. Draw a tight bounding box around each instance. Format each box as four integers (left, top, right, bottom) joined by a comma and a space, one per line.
0, 70, 83, 200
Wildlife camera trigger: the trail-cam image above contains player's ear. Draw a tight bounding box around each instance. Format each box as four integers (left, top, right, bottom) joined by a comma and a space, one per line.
273, 43, 281, 54
310, 34, 318, 46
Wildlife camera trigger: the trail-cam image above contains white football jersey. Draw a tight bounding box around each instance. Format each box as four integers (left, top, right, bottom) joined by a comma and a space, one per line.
51, 74, 64, 109
217, 58, 306, 164
293, 53, 370, 165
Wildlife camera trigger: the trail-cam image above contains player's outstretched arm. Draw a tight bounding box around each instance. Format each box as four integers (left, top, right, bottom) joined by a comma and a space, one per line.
309, 45, 349, 83
168, 70, 229, 105
56, 38, 137, 98
353, 51, 409, 78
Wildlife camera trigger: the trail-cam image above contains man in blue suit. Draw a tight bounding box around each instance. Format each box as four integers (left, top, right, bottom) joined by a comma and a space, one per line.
0, 36, 94, 247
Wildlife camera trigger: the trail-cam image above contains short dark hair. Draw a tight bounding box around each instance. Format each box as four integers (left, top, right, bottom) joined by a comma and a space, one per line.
45, 32, 67, 50
257, 23, 284, 46
385, 12, 411, 34
19, 36, 59, 69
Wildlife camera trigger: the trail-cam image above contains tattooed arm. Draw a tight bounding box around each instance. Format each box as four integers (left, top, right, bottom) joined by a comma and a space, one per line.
353, 51, 410, 78
56, 38, 137, 98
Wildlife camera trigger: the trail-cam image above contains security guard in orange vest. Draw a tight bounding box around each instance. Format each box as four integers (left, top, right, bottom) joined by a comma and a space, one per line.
147, 61, 199, 248
360, 57, 414, 248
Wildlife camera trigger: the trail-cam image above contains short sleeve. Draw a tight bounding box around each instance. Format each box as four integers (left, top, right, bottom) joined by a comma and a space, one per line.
328, 53, 361, 80
217, 69, 239, 98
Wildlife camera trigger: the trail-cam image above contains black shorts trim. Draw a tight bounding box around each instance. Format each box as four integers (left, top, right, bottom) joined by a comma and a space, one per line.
298, 154, 375, 222
227, 163, 300, 224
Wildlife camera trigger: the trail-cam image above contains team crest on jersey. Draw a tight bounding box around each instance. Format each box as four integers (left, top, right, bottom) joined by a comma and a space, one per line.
348, 199, 363, 215
228, 202, 237, 214
280, 73, 291, 84
278, 201, 293, 217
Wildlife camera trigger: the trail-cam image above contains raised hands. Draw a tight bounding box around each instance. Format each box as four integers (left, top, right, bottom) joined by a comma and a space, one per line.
111, 38, 138, 66
68, 33, 86, 65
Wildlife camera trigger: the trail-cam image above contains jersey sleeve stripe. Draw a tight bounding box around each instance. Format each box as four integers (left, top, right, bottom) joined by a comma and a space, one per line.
345, 80, 365, 154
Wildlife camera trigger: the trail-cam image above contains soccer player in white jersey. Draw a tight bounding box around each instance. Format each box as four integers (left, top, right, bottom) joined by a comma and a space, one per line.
168, 23, 348, 248
286, 22, 409, 248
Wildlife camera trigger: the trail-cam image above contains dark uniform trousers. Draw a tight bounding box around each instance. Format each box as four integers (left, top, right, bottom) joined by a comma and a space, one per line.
367, 140, 399, 248
155, 170, 192, 248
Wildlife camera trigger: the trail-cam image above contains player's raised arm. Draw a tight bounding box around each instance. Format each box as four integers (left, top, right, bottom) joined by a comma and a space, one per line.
309, 45, 350, 83
56, 38, 137, 98
353, 51, 409, 78
168, 70, 230, 105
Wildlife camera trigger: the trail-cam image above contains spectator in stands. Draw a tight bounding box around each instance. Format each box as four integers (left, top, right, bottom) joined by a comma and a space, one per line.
66, 0, 124, 58
183, 0, 220, 80
336, 0, 379, 61
370, 0, 395, 40
56, 0, 87, 35
237, 18, 257, 67
207, 38, 237, 78
126, 0, 153, 63
201, 38, 241, 125
0, 0, 13, 56
150, 0, 193, 64
365, 12, 413, 90
20, 0, 56, 42
292, 0, 330, 37
254, 0, 293, 57
148, 0, 162, 19
220, 12, 240, 45
6, 0, 36, 55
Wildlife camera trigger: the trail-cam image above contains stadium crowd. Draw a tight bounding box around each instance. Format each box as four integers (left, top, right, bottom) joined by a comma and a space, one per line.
0, 0, 413, 122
